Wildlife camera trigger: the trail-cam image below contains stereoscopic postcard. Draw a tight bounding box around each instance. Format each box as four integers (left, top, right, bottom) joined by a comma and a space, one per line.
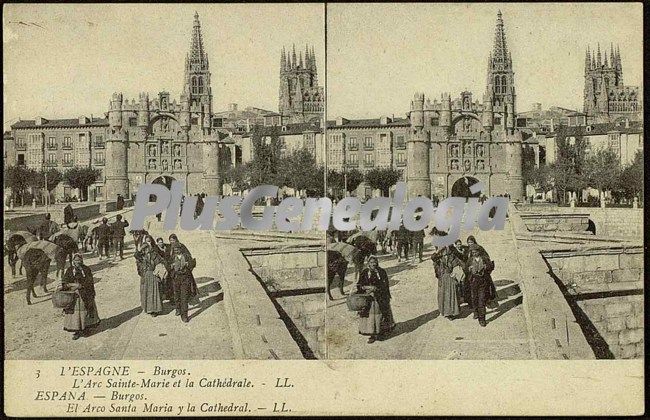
3, 2, 644, 416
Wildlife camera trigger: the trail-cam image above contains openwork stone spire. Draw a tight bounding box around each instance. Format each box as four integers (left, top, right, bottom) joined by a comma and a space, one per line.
188, 11, 208, 71
492, 10, 509, 65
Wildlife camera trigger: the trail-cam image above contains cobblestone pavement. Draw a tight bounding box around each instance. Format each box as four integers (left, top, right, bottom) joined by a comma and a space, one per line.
4, 210, 234, 360
325, 221, 535, 359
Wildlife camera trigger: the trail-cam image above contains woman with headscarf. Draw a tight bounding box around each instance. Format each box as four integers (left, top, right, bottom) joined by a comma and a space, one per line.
356, 256, 395, 343
61, 253, 100, 339
133, 235, 165, 317
467, 244, 489, 327
431, 245, 463, 319
155, 237, 174, 304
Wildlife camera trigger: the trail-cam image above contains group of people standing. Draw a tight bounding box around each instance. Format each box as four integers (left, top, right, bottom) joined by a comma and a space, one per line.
88, 215, 130, 260
347, 231, 498, 345
432, 235, 496, 327
134, 233, 198, 323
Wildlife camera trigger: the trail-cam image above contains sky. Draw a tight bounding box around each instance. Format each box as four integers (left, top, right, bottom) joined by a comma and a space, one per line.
327, 3, 643, 119
3, 4, 325, 131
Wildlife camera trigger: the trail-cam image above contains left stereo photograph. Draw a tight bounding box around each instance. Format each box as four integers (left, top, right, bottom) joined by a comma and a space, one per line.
3, 3, 327, 360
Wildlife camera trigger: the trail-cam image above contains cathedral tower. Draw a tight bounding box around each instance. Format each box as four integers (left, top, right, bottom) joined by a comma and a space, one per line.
583, 43, 641, 122
486, 10, 516, 132
278, 44, 323, 123
183, 11, 212, 123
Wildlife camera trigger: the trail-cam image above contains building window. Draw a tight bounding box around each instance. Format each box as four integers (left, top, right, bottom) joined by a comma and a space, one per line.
47, 137, 57, 149
348, 153, 358, 166
396, 152, 406, 166
17, 154, 25, 166
395, 135, 406, 149
16, 137, 26, 150
63, 153, 73, 166
349, 137, 358, 150
363, 153, 374, 167
94, 152, 105, 165
47, 153, 57, 165
62, 137, 72, 149
93, 135, 105, 148
191, 76, 198, 94
364, 136, 373, 150
129, 117, 137, 127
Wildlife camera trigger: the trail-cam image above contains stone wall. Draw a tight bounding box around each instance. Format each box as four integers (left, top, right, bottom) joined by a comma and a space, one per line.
577, 296, 643, 359
242, 244, 326, 359
519, 213, 590, 233
5, 203, 101, 232
543, 246, 644, 359
516, 205, 643, 239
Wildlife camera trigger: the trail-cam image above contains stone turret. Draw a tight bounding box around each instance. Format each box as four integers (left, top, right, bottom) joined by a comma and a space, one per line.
439, 93, 452, 127
482, 93, 494, 128
106, 92, 128, 200
407, 92, 430, 198
109, 93, 123, 128
137, 92, 149, 128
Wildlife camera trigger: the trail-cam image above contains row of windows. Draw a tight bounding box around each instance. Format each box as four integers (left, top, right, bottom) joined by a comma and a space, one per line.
17, 134, 104, 149
44, 152, 105, 165
342, 152, 406, 167
334, 135, 407, 150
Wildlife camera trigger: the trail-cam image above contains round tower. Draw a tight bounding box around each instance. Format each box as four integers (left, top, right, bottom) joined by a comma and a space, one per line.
106, 93, 129, 200
406, 93, 430, 198
109, 93, 123, 128
202, 135, 221, 196
505, 131, 524, 200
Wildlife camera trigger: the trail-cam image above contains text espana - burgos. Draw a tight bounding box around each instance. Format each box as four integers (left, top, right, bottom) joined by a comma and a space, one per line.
130, 181, 508, 246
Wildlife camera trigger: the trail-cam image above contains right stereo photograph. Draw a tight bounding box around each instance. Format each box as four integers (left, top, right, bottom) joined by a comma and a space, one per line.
324, 2, 644, 361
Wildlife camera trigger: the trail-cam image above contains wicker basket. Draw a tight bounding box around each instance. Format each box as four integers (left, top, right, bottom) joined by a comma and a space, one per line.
346, 292, 371, 312
52, 290, 76, 309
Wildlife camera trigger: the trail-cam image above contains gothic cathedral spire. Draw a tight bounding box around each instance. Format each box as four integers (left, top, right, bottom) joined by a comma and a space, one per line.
183, 12, 212, 128
486, 10, 515, 116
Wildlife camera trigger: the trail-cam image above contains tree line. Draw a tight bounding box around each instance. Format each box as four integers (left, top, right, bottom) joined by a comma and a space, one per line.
223, 126, 403, 199
4, 166, 101, 205
523, 130, 644, 206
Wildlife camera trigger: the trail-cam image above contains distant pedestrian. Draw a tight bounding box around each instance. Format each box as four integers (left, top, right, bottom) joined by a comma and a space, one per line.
95, 218, 111, 259
396, 223, 410, 262
63, 204, 75, 225
411, 229, 425, 262
61, 253, 100, 339
111, 214, 130, 259
116, 194, 125, 211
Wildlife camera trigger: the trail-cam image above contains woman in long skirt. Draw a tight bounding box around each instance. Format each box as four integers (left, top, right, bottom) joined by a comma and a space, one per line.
431, 246, 463, 319
134, 235, 165, 316
357, 256, 395, 343
62, 253, 100, 340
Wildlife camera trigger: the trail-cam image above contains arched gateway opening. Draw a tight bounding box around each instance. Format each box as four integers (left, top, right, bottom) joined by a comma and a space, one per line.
451, 176, 481, 198
150, 175, 176, 202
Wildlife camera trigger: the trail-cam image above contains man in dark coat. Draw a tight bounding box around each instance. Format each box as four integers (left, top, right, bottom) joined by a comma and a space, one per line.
95, 218, 112, 259
466, 235, 497, 305
168, 234, 197, 323
111, 214, 130, 259
396, 223, 410, 262
411, 229, 425, 262
63, 204, 75, 225
116, 194, 125, 211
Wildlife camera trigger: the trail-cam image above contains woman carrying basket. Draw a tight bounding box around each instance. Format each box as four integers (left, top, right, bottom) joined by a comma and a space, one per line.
356, 256, 395, 343
60, 253, 100, 340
